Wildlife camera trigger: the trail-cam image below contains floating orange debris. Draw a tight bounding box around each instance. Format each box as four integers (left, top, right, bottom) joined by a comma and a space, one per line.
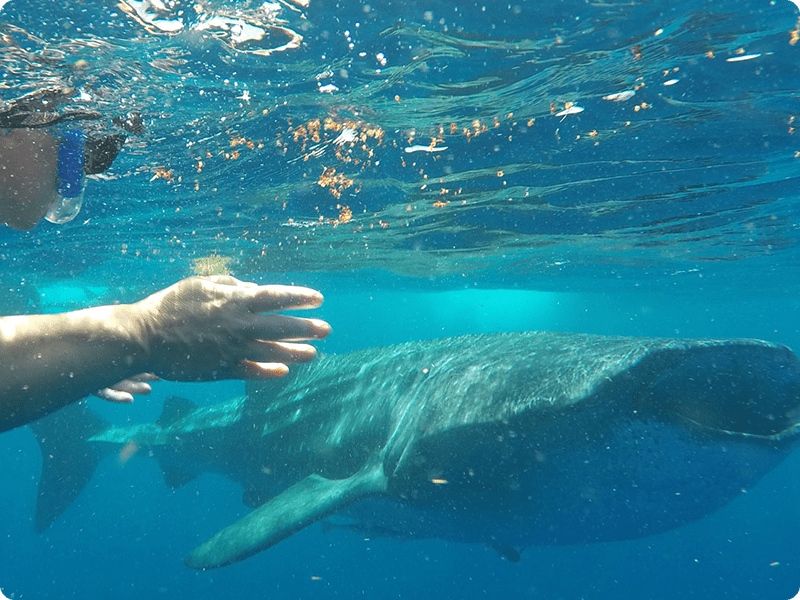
150, 166, 174, 183
338, 205, 352, 224
317, 166, 354, 199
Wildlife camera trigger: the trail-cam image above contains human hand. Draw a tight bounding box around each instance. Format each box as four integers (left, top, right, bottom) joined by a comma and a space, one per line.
133, 276, 331, 381
95, 372, 160, 403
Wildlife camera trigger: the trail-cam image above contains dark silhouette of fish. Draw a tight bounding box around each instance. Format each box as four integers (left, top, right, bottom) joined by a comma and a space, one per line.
31, 332, 800, 570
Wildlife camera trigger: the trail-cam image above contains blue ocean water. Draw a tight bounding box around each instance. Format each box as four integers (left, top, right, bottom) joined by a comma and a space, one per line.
1, 0, 800, 597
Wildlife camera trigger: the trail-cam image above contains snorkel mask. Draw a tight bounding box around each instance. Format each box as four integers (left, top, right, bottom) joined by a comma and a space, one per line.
46, 130, 85, 224
45, 130, 128, 224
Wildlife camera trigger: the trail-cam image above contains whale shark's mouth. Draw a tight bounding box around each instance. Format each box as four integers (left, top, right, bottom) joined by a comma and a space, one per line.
639, 343, 800, 439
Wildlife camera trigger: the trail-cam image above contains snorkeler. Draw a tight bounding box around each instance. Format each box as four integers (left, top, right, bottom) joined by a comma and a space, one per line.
0, 88, 332, 432
0, 86, 130, 229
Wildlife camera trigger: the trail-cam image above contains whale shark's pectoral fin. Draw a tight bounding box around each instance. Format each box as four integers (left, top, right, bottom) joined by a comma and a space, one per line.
184, 455, 389, 570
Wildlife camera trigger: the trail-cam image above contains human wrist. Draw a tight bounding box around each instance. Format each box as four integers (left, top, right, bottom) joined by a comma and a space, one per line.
96, 302, 152, 374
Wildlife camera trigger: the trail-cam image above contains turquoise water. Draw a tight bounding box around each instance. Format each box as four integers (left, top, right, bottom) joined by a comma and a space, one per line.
2, 0, 800, 597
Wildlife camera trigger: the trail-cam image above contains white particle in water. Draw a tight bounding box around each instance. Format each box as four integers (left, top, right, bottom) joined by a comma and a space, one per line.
726, 53, 761, 62
602, 90, 635, 102
333, 128, 358, 145
554, 105, 584, 117
318, 83, 339, 94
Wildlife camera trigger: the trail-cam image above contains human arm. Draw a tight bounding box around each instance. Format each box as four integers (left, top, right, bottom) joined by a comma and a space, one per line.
0, 276, 331, 432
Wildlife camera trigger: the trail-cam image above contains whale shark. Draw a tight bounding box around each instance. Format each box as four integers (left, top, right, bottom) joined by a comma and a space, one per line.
30, 331, 800, 570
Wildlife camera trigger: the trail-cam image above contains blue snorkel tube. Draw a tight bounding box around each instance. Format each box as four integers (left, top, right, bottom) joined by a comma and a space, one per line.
46, 130, 86, 224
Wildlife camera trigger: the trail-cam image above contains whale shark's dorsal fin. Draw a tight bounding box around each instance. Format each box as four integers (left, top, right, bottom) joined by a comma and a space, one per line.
184, 454, 390, 569
157, 396, 198, 428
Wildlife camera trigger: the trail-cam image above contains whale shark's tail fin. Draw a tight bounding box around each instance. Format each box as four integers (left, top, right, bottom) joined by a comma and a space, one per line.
29, 402, 110, 533
184, 453, 389, 570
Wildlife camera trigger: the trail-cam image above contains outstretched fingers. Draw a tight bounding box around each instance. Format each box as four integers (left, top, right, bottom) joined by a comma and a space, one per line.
95, 373, 159, 403
229, 340, 320, 379
244, 313, 331, 342
140, 276, 331, 382
246, 285, 325, 313
236, 361, 290, 379
241, 339, 318, 364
